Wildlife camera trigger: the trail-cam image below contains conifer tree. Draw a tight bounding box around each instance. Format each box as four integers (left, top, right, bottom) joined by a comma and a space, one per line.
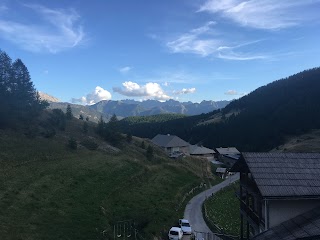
66, 104, 73, 120
0, 51, 47, 127
83, 121, 88, 134
146, 145, 154, 161
0, 51, 12, 127
96, 115, 105, 136
126, 133, 132, 143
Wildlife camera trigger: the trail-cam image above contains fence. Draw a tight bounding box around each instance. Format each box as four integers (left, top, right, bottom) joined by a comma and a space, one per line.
101, 220, 146, 240
175, 182, 206, 211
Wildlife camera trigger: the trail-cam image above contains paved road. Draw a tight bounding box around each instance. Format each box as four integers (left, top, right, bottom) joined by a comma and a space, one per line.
182, 173, 240, 239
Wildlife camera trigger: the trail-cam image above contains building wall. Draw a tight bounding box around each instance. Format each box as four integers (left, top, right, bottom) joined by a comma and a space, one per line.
165, 146, 189, 154
268, 199, 320, 227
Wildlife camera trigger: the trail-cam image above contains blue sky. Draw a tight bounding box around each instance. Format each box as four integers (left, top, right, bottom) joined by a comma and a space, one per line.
1, 0, 320, 104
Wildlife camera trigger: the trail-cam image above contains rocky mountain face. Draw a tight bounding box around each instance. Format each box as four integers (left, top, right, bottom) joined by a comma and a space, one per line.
89, 99, 230, 117
39, 92, 60, 102
46, 96, 230, 122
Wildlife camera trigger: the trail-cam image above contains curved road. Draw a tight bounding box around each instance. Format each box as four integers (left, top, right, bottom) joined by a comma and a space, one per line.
183, 173, 240, 237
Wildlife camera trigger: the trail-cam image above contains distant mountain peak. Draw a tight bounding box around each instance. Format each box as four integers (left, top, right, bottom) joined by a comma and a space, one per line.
39, 92, 60, 102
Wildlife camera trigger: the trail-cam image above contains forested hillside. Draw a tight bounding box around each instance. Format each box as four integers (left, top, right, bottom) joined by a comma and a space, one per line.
119, 67, 320, 151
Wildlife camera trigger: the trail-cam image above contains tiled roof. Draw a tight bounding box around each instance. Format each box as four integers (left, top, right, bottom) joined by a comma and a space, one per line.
189, 145, 215, 155
241, 152, 320, 198
253, 206, 320, 240
151, 134, 189, 148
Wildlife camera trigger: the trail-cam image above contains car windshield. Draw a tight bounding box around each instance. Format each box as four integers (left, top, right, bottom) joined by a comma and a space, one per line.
182, 222, 190, 227
170, 231, 179, 235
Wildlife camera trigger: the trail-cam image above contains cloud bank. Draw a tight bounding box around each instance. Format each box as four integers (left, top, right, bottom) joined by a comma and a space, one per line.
173, 88, 196, 95
113, 81, 170, 100
72, 86, 112, 105
224, 90, 245, 96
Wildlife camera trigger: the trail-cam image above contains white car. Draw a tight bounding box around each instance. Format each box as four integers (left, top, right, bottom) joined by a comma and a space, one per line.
179, 219, 192, 235
168, 227, 183, 240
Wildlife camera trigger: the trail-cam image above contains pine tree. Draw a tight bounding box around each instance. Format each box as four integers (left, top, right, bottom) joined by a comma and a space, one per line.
146, 145, 154, 161
0, 50, 47, 128
66, 104, 73, 120
0, 51, 13, 127
67, 137, 77, 150
83, 121, 88, 134
96, 115, 105, 136
126, 133, 132, 143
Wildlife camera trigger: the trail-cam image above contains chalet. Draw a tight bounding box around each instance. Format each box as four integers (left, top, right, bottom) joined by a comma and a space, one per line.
188, 145, 215, 157
216, 147, 241, 167
231, 152, 320, 239
216, 167, 227, 179
151, 134, 189, 154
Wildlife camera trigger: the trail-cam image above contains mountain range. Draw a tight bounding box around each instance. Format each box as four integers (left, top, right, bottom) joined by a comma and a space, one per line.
40, 92, 230, 122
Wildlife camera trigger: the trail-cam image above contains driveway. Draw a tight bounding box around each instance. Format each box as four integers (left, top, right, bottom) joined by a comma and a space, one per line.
183, 173, 240, 238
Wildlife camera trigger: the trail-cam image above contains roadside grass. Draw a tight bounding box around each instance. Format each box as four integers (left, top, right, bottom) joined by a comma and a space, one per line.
0, 129, 202, 240
204, 181, 240, 236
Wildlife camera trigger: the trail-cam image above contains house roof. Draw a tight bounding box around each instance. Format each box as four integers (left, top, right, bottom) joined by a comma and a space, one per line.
151, 134, 189, 148
216, 167, 227, 173
253, 206, 320, 240
216, 147, 240, 155
232, 152, 320, 199
189, 145, 215, 155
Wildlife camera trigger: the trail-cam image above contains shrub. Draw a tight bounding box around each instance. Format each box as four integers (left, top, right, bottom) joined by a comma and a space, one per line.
67, 137, 77, 150
81, 139, 98, 150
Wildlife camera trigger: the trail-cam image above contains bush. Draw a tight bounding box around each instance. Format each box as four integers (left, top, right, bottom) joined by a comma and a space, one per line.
81, 139, 98, 150
146, 145, 154, 161
42, 127, 56, 138
67, 137, 77, 150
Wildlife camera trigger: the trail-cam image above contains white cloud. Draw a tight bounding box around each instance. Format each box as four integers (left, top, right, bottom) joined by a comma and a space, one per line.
218, 47, 267, 60
173, 88, 196, 95
163, 82, 169, 86
224, 90, 245, 95
0, 4, 85, 53
166, 22, 268, 60
72, 86, 112, 105
119, 66, 132, 74
167, 21, 221, 57
113, 81, 170, 100
198, 0, 320, 30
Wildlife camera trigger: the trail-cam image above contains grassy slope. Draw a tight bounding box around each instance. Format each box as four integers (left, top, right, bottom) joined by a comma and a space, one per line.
271, 129, 320, 152
0, 120, 204, 239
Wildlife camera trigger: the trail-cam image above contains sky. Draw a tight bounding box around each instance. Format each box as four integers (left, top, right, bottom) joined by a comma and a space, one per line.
1, 0, 320, 104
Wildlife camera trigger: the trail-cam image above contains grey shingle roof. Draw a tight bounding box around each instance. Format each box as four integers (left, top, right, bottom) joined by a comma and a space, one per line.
253, 206, 320, 240
216, 167, 227, 173
189, 145, 215, 155
242, 152, 320, 198
216, 147, 240, 155
151, 134, 189, 148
